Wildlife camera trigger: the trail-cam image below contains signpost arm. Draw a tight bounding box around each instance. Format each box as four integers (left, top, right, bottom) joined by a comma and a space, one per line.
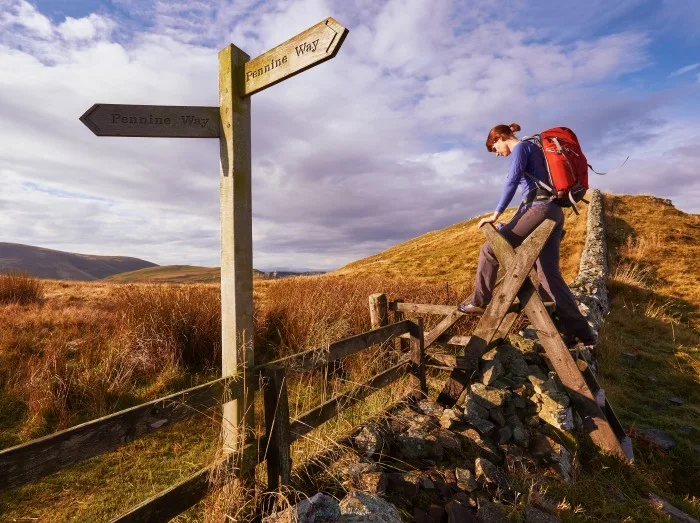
219, 43, 254, 454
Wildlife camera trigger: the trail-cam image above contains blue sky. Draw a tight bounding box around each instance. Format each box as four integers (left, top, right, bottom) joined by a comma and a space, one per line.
0, 0, 698, 271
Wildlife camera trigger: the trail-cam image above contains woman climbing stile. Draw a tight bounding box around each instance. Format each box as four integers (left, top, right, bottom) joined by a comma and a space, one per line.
457, 123, 597, 347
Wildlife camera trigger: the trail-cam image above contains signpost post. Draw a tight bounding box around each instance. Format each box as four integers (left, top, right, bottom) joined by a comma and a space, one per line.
80, 17, 348, 461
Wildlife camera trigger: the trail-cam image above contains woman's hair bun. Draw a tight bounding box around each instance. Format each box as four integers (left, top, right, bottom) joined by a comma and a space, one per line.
509, 122, 521, 132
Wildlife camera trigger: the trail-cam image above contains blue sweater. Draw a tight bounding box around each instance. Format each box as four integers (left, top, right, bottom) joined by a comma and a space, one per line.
495, 141, 549, 213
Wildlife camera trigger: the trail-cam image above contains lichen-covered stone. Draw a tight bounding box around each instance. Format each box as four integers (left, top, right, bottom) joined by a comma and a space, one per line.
538, 403, 574, 431
469, 417, 496, 437
481, 359, 504, 386
464, 397, 490, 420
440, 408, 462, 430
435, 428, 463, 453
264, 492, 341, 523
476, 499, 509, 523
525, 506, 562, 523
496, 426, 512, 444
475, 458, 510, 491
470, 383, 507, 409
512, 426, 530, 447
339, 491, 402, 523
354, 424, 384, 458
416, 399, 444, 417
455, 467, 479, 492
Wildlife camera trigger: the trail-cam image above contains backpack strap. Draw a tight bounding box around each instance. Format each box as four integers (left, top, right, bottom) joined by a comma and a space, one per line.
588, 155, 629, 175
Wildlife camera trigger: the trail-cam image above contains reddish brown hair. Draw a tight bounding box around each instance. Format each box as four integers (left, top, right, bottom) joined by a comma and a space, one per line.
485, 122, 521, 151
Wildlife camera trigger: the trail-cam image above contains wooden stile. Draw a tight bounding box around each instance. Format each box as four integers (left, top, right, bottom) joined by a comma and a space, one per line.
0, 376, 244, 493
474, 223, 624, 458
437, 220, 556, 406
263, 366, 292, 491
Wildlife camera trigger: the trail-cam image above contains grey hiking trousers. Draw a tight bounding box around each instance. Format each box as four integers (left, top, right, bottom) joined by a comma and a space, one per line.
467, 202, 594, 340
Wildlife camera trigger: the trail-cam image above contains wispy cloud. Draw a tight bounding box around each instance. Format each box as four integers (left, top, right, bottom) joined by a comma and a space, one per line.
669, 63, 700, 77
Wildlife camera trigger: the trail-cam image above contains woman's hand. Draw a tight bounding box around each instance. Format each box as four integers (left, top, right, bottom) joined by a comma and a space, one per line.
478, 211, 501, 228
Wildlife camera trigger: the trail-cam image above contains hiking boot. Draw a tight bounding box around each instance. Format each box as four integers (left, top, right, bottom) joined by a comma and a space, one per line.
457, 303, 485, 315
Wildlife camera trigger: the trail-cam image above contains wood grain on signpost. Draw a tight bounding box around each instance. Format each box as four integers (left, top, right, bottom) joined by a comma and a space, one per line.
243, 18, 348, 96
80, 104, 220, 138
219, 43, 254, 454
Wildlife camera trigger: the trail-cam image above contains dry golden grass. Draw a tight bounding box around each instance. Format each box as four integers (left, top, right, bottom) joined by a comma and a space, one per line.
333, 203, 588, 285
5, 193, 696, 522
0, 272, 44, 305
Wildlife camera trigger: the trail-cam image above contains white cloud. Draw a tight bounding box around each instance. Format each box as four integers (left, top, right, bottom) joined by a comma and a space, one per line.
669, 63, 700, 77
0, 0, 696, 272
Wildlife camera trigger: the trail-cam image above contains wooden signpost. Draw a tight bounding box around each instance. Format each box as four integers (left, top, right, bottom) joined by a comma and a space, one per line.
80, 104, 220, 138
80, 17, 349, 458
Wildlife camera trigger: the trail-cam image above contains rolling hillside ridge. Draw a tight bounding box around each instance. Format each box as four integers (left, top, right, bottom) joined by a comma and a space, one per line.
0, 242, 157, 281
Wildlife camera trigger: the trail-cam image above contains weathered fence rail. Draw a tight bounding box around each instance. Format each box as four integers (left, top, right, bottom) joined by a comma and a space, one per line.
0, 316, 426, 522
0, 376, 245, 492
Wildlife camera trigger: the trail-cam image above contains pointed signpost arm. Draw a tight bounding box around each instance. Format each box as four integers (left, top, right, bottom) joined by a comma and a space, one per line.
219, 43, 255, 454
243, 17, 348, 96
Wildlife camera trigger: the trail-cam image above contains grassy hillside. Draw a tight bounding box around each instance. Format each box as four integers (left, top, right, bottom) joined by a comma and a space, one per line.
0, 242, 156, 280
104, 265, 223, 283
0, 195, 698, 521
105, 265, 320, 284
333, 204, 588, 286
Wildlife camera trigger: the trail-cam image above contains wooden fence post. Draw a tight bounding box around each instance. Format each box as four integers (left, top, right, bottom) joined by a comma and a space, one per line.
263, 366, 292, 491
409, 318, 427, 395
219, 43, 255, 455
392, 298, 411, 354
369, 293, 388, 330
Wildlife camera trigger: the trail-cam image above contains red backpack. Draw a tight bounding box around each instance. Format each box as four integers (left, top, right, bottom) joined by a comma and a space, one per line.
524, 127, 590, 213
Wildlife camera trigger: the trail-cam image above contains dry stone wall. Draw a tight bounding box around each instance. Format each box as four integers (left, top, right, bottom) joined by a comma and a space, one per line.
569, 189, 609, 335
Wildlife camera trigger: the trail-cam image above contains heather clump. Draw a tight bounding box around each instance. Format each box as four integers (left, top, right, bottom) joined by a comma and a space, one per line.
0, 272, 44, 305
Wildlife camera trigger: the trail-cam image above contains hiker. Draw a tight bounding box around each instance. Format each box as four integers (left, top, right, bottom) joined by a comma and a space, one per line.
457, 122, 597, 346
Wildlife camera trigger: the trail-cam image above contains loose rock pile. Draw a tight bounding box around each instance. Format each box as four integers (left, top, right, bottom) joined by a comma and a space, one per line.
315, 332, 574, 522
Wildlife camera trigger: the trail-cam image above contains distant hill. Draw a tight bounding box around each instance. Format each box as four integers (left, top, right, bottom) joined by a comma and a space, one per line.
104, 265, 325, 283
0, 243, 157, 281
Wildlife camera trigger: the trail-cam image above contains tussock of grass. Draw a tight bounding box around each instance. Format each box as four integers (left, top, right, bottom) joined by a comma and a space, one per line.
0, 272, 44, 305
113, 284, 221, 369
